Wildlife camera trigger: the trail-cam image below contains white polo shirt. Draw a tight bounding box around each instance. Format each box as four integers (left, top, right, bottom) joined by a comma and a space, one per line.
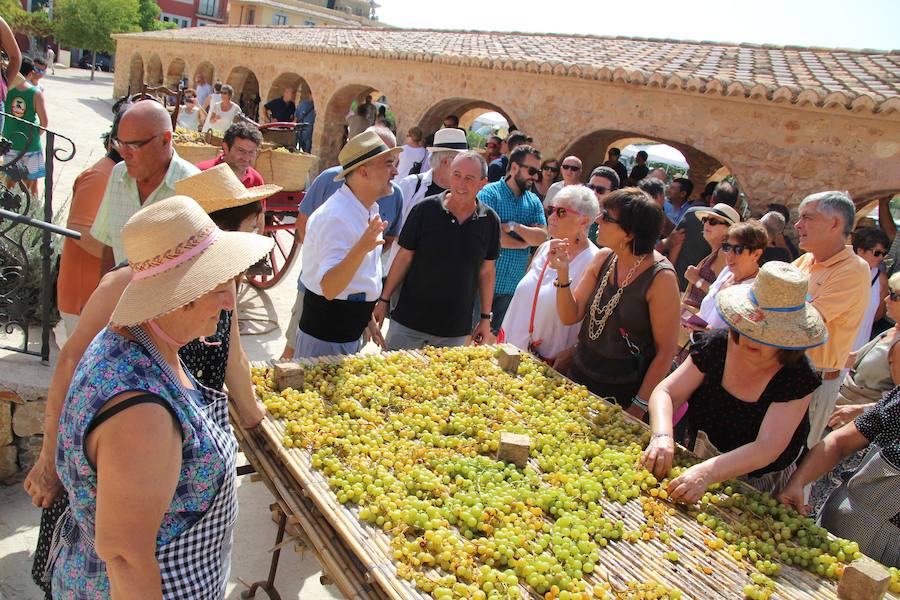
300, 184, 383, 300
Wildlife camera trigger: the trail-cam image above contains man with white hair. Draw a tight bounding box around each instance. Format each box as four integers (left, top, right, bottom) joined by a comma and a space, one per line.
759, 211, 792, 264
543, 155, 582, 206
793, 190, 871, 447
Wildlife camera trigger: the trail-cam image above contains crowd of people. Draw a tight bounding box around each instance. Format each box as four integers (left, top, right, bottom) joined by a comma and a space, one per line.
1, 18, 896, 595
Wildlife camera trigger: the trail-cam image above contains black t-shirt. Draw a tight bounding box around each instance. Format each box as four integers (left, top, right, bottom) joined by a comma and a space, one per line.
393, 193, 501, 337
687, 329, 821, 477
425, 181, 445, 198
760, 246, 792, 265
264, 98, 296, 122
629, 164, 649, 183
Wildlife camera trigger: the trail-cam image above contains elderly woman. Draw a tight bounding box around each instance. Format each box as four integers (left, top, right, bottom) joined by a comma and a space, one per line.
642, 262, 824, 503
692, 220, 767, 330
499, 185, 600, 362
682, 203, 740, 308
49, 196, 272, 597
778, 390, 900, 567
552, 188, 680, 414
202, 83, 242, 135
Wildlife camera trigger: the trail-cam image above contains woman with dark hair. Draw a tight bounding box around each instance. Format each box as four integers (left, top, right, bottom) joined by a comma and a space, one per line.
682, 203, 740, 308
551, 187, 680, 413
642, 262, 824, 502
533, 157, 560, 200
851, 226, 890, 349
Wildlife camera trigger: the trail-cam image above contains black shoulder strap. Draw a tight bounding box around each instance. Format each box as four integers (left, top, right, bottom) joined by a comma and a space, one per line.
86, 393, 180, 438
414, 173, 424, 196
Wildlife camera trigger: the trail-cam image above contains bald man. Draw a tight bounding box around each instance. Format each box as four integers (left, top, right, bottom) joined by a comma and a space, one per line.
543, 155, 583, 206
91, 100, 200, 271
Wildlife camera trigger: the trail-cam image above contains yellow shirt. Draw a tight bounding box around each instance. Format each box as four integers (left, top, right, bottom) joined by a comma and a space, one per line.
793, 247, 871, 370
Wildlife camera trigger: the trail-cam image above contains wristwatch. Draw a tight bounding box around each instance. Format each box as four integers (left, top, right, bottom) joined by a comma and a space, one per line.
505, 222, 518, 233
480, 312, 493, 321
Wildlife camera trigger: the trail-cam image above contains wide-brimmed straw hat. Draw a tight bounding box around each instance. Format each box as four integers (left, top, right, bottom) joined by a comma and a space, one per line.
716, 261, 827, 350
695, 203, 741, 226
426, 128, 469, 153
110, 196, 274, 326
175, 163, 282, 213
333, 130, 403, 181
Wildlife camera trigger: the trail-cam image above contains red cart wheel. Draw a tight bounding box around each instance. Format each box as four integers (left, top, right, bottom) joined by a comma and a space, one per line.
247, 212, 298, 289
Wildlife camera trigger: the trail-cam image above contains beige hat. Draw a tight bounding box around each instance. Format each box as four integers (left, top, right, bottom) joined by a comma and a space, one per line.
695, 203, 741, 226
175, 163, 282, 213
716, 261, 827, 350
334, 130, 403, 181
111, 196, 274, 326
426, 127, 469, 153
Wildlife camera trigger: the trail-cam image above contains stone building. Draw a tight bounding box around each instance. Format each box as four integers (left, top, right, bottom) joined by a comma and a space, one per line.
113, 26, 900, 209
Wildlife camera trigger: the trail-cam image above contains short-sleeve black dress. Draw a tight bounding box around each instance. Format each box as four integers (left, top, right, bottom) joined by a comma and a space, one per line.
686, 329, 821, 477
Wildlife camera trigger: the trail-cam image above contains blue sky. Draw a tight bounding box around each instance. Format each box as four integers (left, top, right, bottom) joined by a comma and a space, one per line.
377, 0, 899, 51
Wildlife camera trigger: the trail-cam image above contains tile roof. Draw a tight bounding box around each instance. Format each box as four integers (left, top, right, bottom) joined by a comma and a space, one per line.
116, 27, 900, 115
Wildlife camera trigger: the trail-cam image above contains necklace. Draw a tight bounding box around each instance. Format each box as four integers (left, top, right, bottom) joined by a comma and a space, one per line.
587, 254, 648, 341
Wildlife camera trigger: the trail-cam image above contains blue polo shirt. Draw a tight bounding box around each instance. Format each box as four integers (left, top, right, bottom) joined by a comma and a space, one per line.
477, 179, 546, 295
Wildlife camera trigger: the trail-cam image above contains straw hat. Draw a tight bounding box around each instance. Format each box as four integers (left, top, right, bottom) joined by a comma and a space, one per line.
175, 163, 282, 213
715, 261, 827, 350
110, 196, 274, 326
333, 130, 403, 181
695, 203, 741, 226
426, 128, 469, 153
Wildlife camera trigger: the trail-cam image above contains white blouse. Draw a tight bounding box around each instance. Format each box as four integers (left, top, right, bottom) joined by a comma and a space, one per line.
698, 266, 756, 330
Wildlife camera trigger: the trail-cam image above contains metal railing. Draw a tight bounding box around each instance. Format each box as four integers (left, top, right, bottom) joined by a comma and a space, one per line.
0, 110, 77, 363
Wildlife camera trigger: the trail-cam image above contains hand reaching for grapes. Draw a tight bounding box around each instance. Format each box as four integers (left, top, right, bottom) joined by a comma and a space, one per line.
667, 463, 712, 504
776, 480, 811, 516
641, 433, 675, 479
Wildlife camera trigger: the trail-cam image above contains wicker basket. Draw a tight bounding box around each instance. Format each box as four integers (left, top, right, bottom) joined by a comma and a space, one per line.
174, 143, 220, 166
254, 149, 317, 192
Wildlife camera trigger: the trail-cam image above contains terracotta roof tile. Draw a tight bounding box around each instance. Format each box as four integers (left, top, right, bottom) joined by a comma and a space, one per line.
116, 27, 900, 114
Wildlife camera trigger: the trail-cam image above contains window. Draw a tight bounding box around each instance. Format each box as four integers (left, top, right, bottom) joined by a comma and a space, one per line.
304, 19, 316, 27
247, 8, 255, 23
273, 13, 288, 25
197, 0, 220, 17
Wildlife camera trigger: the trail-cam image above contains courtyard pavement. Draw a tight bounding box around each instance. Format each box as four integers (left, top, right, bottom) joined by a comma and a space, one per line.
0, 67, 344, 600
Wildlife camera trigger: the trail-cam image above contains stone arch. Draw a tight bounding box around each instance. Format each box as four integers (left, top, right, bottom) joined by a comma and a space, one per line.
146, 53, 163, 86
319, 83, 380, 171
416, 97, 518, 139
266, 71, 312, 103
561, 129, 728, 195
166, 57, 186, 88
194, 61, 215, 87
128, 53, 143, 93
226, 66, 261, 121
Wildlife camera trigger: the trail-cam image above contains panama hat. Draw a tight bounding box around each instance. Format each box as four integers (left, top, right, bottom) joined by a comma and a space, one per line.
715, 261, 827, 350
426, 127, 469, 153
695, 203, 741, 226
175, 163, 282, 213
110, 196, 274, 326
333, 130, 403, 181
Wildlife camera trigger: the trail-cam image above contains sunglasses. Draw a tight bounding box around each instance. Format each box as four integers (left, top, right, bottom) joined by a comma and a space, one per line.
543, 165, 560, 173
486, 143, 499, 148
890, 290, 900, 302
112, 132, 163, 152
587, 183, 610, 194
515, 162, 540, 177
701, 216, 729, 227
545, 205, 583, 219
561, 164, 581, 172
34, 67, 46, 74
599, 209, 619, 224
721, 242, 747, 254
871, 249, 888, 257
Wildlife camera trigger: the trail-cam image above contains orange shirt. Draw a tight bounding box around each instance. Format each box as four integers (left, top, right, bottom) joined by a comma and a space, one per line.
793, 246, 871, 370
57, 156, 117, 315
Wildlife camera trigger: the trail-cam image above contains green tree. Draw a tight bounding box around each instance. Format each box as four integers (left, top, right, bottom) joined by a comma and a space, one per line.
136, 0, 177, 31
53, 0, 138, 80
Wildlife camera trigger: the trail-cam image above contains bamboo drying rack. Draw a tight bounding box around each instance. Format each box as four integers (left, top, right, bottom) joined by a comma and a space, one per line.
231, 347, 898, 600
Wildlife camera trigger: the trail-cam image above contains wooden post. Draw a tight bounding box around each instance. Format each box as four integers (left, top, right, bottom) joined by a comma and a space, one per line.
497, 432, 530, 468
273, 361, 306, 391
837, 557, 890, 600
496, 346, 522, 375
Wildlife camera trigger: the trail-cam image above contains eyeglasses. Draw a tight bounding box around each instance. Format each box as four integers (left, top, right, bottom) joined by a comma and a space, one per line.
889, 290, 900, 302
561, 164, 581, 172
721, 242, 747, 254
587, 183, 609, 194
542, 165, 560, 173
701, 216, 729, 227
599, 209, 619, 224
486, 142, 499, 149
33, 66, 46, 74
872, 249, 888, 257
545, 205, 583, 219
112, 132, 163, 152
515, 162, 540, 177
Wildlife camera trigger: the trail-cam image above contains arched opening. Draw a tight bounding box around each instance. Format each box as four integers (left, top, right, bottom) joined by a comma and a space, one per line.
193, 61, 215, 87
854, 191, 900, 228
561, 129, 727, 194
166, 58, 186, 89
417, 98, 518, 146
146, 54, 163, 86
128, 53, 144, 94
266, 71, 312, 103
319, 83, 381, 171
226, 66, 261, 121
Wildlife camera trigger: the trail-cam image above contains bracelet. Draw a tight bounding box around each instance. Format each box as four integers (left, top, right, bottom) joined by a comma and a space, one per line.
630, 395, 649, 410
480, 312, 493, 320
377, 297, 390, 304
651, 433, 671, 440
553, 279, 571, 288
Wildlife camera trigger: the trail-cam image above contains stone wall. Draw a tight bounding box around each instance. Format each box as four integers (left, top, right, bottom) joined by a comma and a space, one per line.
113, 38, 900, 211
0, 392, 45, 483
